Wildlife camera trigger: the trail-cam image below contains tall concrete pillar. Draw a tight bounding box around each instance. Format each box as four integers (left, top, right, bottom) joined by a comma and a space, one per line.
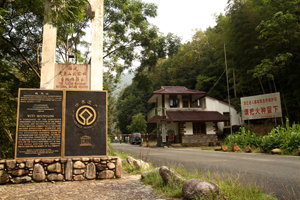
89, 0, 104, 90
40, 0, 57, 89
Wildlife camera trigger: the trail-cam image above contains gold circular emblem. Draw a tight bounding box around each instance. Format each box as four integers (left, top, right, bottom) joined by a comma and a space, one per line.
75, 105, 97, 126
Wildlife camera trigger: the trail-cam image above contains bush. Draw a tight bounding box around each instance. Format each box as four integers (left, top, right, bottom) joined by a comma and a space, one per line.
224, 118, 300, 154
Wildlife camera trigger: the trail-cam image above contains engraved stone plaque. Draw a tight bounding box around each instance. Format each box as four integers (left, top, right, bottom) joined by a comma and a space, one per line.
64, 90, 107, 157
54, 64, 90, 90
16, 89, 63, 158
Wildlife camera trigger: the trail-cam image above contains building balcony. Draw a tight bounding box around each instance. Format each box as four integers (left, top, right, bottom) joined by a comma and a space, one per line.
147, 107, 205, 123
147, 108, 166, 123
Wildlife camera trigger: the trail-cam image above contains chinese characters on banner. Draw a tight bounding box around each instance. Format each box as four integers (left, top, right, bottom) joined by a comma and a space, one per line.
241, 92, 282, 120
54, 64, 90, 90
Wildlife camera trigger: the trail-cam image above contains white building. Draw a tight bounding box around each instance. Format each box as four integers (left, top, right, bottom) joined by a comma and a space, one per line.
147, 86, 241, 146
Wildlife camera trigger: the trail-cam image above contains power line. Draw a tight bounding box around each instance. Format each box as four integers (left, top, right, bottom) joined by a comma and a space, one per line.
207, 69, 226, 95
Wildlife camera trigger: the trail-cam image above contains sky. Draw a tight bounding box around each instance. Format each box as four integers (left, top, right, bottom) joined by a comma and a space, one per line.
146, 0, 227, 43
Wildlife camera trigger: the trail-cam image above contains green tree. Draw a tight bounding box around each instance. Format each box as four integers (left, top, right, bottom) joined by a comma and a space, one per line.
127, 113, 147, 134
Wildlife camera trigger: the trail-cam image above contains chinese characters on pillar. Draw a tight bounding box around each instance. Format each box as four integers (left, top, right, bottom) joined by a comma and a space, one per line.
241, 92, 282, 120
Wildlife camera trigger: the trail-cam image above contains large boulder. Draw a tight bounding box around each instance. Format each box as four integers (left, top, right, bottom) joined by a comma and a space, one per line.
159, 166, 186, 184
182, 179, 220, 200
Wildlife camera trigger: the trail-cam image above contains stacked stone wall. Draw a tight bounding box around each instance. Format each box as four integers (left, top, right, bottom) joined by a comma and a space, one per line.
182, 135, 218, 147
0, 156, 122, 185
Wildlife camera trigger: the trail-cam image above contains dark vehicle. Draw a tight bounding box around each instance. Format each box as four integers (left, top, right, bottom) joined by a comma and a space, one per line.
130, 132, 142, 144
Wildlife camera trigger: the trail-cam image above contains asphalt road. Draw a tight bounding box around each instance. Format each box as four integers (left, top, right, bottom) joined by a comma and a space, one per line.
111, 143, 300, 200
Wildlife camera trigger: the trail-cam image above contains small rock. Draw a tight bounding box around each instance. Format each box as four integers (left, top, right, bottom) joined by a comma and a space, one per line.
163, 146, 168, 149
41, 159, 54, 164
82, 158, 90, 162
113, 153, 118, 156
133, 159, 149, 170
96, 164, 106, 171
6, 160, 16, 169
126, 156, 134, 165
26, 159, 34, 168
271, 149, 281, 154
74, 175, 85, 181
73, 161, 86, 169
74, 169, 85, 175
11, 169, 29, 177
86, 163, 96, 180
233, 143, 240, 152
159, 166, 186, 184
141, 168, 160, 179
18, 163, 25, 169
11, 176, 32, 184
182, 179, 220, 200
32, 164, 46, 182
98, 170, 114, 179
214, 147, 222, 151
47, 163, 62, 173
115, 158, 122, 178
47, 173, 64, 181
0, 164, 4, 170
65, 158, 73, 181
107, 162, 115, 169
16, 159, 26, 164
221, 146, 228, 151
0, 170, 10, 184
93, 158, 101, 162
244, 145, 252, 153
60, 158, 68, 163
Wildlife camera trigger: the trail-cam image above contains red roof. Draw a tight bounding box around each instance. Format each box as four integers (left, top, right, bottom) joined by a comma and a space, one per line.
166, 111, 230, 122
153, 86, 206, 95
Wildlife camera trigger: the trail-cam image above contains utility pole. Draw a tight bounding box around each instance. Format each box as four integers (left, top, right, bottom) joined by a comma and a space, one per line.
224, 42, 232, 135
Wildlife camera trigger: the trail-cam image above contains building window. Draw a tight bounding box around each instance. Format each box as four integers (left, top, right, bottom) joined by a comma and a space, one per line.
182, 95, 190, 108
169, 95, 179, 108
223, 112, 231, 127
193, 122, 206, 134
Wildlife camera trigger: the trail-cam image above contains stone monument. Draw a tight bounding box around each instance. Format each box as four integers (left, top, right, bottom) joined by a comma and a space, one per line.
15, 0, 107, 159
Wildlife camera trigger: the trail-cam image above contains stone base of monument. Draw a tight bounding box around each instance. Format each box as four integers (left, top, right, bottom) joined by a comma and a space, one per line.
0, 157, 122, 184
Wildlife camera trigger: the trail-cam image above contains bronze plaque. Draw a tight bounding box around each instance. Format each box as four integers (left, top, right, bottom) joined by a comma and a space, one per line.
64, 90, 107, 157
54, 64, 90, 90
16, 89, 63, 158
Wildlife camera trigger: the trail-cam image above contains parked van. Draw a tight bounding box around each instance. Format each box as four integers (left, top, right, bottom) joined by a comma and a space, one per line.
130, 132, 142, 144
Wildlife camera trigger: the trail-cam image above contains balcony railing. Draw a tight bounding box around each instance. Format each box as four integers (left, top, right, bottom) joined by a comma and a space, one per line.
147, 107, 166, 121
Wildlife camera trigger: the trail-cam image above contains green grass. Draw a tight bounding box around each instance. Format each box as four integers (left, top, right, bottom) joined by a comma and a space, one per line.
110, 145, 277, 200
